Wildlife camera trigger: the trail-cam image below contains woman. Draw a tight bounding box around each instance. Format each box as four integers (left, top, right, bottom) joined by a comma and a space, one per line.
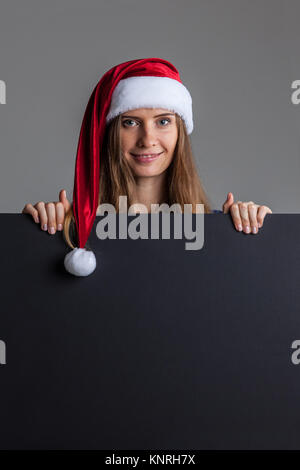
22, 57, 272, 276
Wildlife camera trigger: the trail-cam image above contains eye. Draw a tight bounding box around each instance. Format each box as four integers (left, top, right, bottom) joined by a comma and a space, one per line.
122, 119, 136, 127
121, 117, 172, 128
158, 118, 171, 126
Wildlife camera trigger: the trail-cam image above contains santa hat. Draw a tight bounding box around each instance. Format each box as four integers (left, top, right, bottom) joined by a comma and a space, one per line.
64, 57, 194, 277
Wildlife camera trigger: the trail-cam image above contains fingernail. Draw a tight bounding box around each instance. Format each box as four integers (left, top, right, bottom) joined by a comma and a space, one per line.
57, 224, 63, 231
49, 227, 55, 234
43, 224, 47, 231
238, 224, 242, 231
253, 226, 257, 233
246, 226, 250, 233
35, 217, 39, 223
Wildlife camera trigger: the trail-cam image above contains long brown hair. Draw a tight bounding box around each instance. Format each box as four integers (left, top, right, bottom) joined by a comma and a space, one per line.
63, 113, 213, 249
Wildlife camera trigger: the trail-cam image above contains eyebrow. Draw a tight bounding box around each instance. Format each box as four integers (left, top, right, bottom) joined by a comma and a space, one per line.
121, 113, 175, 119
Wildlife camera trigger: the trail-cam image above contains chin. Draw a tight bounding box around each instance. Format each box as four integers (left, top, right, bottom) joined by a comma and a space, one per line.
132, 169, 161, 178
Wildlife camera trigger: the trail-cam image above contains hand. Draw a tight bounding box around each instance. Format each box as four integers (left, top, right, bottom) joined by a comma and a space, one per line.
22, 189, 71, 235
222, 192, 272, 234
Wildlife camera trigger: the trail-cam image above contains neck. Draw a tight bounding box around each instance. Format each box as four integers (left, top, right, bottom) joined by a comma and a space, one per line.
132, 172, 168, 212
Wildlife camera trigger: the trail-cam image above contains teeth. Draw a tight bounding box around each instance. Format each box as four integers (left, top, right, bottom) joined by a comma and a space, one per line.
133, 154, 159, 158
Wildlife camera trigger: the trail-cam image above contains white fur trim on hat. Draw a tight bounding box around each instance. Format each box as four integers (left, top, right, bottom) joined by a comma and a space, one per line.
64, 248, 97, 277
106, 76, 193, 134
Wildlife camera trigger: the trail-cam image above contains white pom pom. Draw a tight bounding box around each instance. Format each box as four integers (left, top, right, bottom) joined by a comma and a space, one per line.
64, 248, 96, 277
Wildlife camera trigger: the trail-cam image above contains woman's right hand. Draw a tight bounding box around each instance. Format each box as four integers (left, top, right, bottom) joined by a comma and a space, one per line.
22, 189, 71, 235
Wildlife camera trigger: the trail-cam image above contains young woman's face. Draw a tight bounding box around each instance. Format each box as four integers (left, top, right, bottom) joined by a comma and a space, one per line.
120, 108, 178, 178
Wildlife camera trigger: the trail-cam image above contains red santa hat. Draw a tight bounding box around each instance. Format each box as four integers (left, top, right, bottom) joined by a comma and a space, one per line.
64, 57, 194, 276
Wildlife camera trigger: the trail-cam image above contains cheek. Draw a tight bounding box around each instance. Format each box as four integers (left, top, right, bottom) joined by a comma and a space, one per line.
120, 132, 128, 151
164, 130, 178, 153
120, 129, 135, 148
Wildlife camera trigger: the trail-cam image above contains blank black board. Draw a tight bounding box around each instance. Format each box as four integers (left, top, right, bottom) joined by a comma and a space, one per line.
0, 213, 299, 450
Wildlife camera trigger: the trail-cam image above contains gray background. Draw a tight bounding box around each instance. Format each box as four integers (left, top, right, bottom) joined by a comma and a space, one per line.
0, 0, 299, 213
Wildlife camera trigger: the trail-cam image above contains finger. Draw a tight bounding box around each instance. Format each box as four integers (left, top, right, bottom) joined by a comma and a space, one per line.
257, 205, 273, 228
230, 203, 243, 231
22, 203, 40, 224
239, 202, 251, 233
222, 192, 234, 214
59, 189, 71, 213
34, 201, 48, 231
45, 202, 57, 234
248, 203, 259, 234
55, 202, 65, 231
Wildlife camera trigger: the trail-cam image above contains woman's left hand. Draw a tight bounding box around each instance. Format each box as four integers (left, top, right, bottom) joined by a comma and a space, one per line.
222, 192, 272, 234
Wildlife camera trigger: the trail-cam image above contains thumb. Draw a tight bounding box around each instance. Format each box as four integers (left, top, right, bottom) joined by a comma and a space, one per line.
59, 188, 71, 212
222, 192, 234, 213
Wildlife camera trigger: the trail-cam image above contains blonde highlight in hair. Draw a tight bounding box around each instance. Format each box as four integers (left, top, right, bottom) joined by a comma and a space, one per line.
63, 113, 213, 249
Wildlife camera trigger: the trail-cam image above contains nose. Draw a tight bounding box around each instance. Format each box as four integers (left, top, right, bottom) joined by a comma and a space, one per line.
136, 123, 159, 148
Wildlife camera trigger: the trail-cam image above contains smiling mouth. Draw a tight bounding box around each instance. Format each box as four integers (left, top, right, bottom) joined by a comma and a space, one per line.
130, 151, 164, 159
